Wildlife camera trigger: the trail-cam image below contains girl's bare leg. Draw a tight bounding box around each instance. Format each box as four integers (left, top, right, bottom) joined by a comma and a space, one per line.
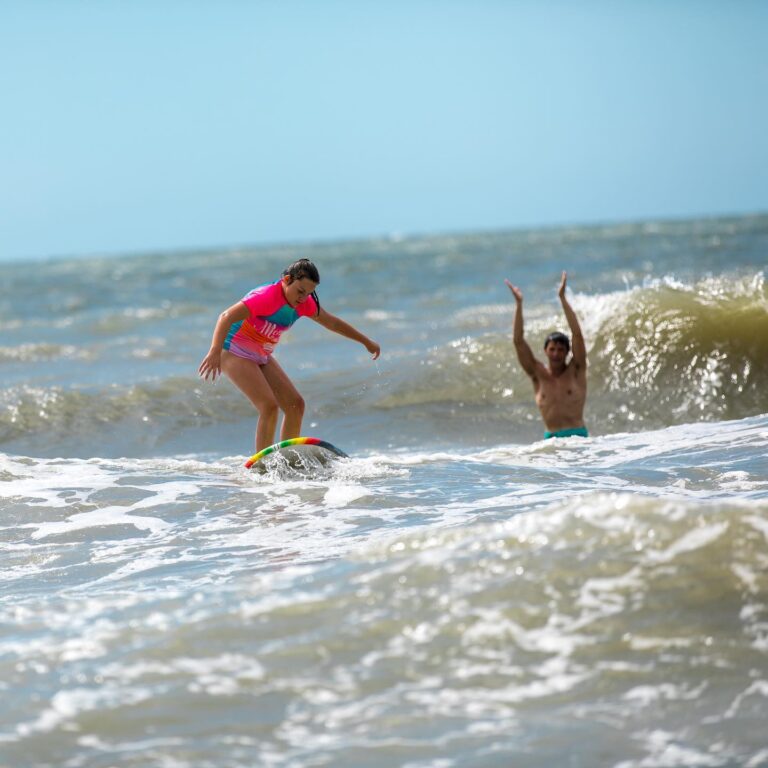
260, 356, 305, 441
221, 351, 280, 451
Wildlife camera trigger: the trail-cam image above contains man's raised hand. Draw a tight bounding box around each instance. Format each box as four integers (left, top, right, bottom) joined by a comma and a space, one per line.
505, 279, 523, 303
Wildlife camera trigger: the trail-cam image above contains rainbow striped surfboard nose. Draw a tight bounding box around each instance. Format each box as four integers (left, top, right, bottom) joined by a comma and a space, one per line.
244, 437, 348, 469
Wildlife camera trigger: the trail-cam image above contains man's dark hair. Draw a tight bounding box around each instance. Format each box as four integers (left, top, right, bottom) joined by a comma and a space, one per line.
282, 258, 320, 284
544, 331, 570, 352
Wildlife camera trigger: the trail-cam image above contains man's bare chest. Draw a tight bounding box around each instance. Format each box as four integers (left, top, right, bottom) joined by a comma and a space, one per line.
537, 372, 584, 402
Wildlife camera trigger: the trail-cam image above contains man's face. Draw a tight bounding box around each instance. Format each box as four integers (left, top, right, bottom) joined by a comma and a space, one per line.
544, 341, 569, 369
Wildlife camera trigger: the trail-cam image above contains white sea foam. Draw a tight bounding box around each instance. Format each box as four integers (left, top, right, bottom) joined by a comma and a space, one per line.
0, 424, 766, 767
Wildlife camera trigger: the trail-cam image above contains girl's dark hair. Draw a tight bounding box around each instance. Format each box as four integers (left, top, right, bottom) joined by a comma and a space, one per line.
282, 258, 320, 284
282, 258, 320, 312
544, 331, 570, 351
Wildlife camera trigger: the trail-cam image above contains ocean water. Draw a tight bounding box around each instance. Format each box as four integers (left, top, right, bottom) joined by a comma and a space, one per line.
1, 214, 767, 767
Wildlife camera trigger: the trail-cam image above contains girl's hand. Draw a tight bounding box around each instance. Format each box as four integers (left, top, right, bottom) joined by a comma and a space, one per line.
198, 349, 222, 381
365, 339, 381, 360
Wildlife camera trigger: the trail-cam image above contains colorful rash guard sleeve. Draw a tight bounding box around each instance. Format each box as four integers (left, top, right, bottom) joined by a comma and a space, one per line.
223, 281, 319, 363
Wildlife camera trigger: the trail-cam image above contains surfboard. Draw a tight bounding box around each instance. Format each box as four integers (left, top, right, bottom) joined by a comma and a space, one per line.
244, 437, 349, 470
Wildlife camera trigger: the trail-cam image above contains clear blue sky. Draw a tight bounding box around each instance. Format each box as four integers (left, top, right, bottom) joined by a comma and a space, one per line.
2, 1, 767, 261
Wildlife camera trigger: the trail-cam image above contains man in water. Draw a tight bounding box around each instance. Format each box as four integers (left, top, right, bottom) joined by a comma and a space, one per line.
504, 271, 588, 439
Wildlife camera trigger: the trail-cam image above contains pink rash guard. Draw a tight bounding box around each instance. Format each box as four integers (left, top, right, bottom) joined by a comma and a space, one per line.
223, 281, 318, 364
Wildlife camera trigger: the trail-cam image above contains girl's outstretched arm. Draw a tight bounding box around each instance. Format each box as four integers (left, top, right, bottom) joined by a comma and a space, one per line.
313, 307, 380, 359
198, 302, 250, 380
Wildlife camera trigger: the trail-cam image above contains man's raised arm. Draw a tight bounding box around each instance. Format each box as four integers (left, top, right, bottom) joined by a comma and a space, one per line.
558, 271, 587, 369
505, 279, 537, 378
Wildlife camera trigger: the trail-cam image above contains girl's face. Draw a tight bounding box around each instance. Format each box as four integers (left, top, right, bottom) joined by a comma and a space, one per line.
282, 275, 317, 307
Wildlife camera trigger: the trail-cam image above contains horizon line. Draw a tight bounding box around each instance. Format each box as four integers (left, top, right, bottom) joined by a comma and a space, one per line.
4, 207, 767, 266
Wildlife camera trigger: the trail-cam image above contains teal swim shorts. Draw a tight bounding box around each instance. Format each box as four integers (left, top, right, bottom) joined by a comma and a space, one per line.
544, 426, 589, 439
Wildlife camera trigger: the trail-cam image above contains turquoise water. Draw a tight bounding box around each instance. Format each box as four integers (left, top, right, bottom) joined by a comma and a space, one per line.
1, 214, 767, 766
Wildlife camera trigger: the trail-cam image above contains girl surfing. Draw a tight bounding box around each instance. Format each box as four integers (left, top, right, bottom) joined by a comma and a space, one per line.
198, 259, 380, 452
